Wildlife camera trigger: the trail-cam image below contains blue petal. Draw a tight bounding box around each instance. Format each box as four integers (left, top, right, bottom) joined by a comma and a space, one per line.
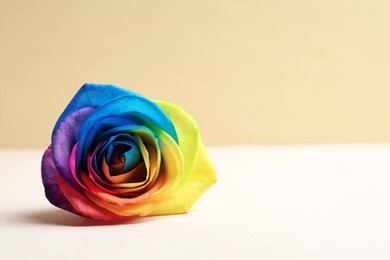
96, 133, 141, 173
77, 94, 177, 142
77, 115, 138, 166
77, 117, 143, 171
53, 83, 141, 134
75, 94, 177, 170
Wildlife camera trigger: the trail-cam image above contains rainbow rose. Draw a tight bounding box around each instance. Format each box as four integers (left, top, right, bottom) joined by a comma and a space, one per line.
41, 83, 216, 221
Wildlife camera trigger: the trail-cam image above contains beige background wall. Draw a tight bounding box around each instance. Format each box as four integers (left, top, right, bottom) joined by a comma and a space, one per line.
1, 0, 390, 148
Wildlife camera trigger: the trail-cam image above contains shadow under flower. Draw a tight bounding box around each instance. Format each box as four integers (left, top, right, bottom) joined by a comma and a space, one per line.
20, 209, 152, 226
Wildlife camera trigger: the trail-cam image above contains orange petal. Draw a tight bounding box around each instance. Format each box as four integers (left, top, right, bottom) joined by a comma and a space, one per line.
102, 158, 147, 184
81, 170, 164, 206
56, 172, 130, 220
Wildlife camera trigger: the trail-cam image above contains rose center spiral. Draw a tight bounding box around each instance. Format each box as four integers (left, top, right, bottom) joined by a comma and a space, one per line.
95, 133, 143, 178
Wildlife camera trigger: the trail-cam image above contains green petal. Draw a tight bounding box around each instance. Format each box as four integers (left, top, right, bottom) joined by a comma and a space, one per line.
150, 101, 217, 215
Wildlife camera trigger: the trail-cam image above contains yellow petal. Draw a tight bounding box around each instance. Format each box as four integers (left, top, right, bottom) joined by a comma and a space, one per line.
150, 101, 217, 215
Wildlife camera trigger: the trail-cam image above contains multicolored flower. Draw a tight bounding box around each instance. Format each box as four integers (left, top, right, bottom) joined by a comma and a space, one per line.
41, 83, 216, 221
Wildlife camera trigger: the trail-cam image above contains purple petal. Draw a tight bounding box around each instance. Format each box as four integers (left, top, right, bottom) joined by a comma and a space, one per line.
41, 146, 80, 215
51, 106, 95, 191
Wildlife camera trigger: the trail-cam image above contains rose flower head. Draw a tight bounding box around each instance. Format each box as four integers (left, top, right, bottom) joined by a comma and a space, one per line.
41, 83, 216, 221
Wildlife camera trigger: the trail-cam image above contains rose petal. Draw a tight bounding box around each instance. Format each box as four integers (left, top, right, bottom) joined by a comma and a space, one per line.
53, 83, 140, 133
103, 159, 147, 185
151, 137, 216, 215
150, 101, 217, 215
75, 116, 138, 172
52, 107, 95, 191
41, 146, 81, 216
75, 93, 178, 170
56, 172, 130, 220
79, 94, 177, 142
81, 169, 164, 206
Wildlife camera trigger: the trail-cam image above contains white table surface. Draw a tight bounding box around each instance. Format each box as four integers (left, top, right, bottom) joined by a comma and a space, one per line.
1, 145, 390, 259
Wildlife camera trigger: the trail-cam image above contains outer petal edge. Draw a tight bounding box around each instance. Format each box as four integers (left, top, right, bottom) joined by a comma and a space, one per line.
41, 146, 81, 216
150, 101, 217, 215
